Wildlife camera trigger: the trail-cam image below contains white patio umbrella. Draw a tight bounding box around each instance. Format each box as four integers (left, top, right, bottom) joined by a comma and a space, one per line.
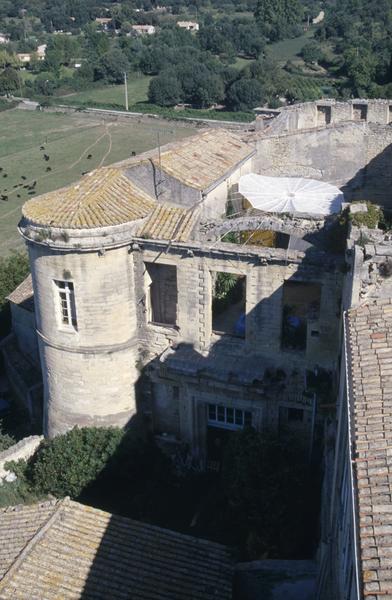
239, 174, 344, 216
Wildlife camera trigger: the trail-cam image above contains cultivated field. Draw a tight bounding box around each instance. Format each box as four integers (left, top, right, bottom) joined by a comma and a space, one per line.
0, 108, 194, 255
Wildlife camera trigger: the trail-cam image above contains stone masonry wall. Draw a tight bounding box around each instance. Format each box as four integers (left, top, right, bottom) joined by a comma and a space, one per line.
0, 435, 43, 481
135, 243, 342, 373
28, 243, 139, 437
268, 100, 392, 135
255, 123, 392, 207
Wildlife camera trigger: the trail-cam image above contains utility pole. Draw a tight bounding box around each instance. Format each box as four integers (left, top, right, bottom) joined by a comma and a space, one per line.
124, 71, 129, 111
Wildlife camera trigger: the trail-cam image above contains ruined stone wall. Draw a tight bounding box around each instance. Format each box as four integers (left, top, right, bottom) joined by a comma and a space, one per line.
129, 241, 342, 458
28, 243, 139, 437
134, 243, 342, 372
255, 123, 392, 207
269, 100, 392, 134
0, 435, 43, 481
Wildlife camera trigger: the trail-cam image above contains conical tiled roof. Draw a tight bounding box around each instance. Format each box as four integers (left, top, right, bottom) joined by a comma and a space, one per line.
22, 167, 156, 229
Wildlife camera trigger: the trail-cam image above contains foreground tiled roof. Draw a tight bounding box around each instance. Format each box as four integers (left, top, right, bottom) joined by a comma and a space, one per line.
347, 299, 392, 600
22, 168, 156, 229
0, 498, 233, 599
6, 275, 33, 312
154, 129, 254, 191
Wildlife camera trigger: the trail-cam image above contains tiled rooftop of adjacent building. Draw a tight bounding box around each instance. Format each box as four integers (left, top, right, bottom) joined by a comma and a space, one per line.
0, 498, 234, 600
347, 299, 392, 600
151, 129, 254, 191
6, 274, 33, 312
21, 129, 253, 231
137, 204, 199, 242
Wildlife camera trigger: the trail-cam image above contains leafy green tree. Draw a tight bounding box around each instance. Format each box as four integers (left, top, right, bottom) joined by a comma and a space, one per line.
148, 73, 182, 106
0, 50, 20, 69
33, 72, 58, 95
226, 78, 263, 111
236, 23, 265, 58
301, 41, 324, 64
191, 74, 224, 108
0, 251, 29, 336
0, 67, 20, 95
344, 47, 377, 95
83, 22, 110, 61
31, 427, 125, 498
0, 252, 29, 312
255, 0, 303, 41
96, 49, 130, 84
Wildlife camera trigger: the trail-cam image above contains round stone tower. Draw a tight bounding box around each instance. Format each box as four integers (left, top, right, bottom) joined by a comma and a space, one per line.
19, 167, 156, 437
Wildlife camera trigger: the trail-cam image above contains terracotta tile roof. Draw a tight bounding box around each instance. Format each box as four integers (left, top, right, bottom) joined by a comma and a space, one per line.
0, 500, 56, 580
22, 168, 156, 229
138, 205, 199, 242
347, 299, 392, 600
6, 275, 33, 312
0, 498, 234, 599
154, 129, 254, 191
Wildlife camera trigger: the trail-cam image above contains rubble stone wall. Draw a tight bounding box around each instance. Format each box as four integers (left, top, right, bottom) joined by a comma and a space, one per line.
0, 435, 43, 481
255, 122, 392, 207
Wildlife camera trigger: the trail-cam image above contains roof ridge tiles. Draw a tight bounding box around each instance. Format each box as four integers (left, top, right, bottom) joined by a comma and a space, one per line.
0, 497, 69, 590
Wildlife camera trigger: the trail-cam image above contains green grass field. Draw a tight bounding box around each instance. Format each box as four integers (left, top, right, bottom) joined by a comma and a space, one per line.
59, 74, 152, 108
269, 29, 315, 63
0, 108, 194, 255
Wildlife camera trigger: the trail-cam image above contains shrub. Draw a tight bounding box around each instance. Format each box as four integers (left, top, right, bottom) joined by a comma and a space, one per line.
31, 426, 124, 498
0, 424, 14, 452
0, 251, 30, 336
350, 201, 381, 229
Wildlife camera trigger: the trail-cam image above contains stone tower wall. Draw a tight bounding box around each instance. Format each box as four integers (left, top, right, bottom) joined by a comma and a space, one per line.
28, 242, 139, 436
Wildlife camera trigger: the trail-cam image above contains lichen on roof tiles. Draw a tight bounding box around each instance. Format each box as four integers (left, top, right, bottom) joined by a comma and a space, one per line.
22, 168, 157, 230
0, 498, 234, 599
154, 129, 253, 190
6, 275, 34, 311
347, 299, 392, 600
138, 205, 199, 242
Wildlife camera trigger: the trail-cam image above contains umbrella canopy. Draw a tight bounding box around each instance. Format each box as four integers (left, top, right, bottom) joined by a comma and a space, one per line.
239, 174, 344, 216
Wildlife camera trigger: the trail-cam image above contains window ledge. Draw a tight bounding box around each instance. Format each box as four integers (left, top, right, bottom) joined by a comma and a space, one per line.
148, 322, 180, 335
58, 326, 78, 334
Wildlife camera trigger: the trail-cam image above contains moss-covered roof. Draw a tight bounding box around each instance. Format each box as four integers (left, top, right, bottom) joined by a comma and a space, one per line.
154, 129, 254, 191
22, 168, 156, 229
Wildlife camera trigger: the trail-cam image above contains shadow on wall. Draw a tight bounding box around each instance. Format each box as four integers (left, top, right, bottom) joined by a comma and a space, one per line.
342, 142, 392, 207
54, 239, 343, 599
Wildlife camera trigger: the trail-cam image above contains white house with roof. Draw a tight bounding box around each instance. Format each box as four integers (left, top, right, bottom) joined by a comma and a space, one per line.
177, 21, 199, 31
131, 24, 156, 35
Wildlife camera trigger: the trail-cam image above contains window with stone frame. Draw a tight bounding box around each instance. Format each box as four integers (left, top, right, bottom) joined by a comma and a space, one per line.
208, 403, 252, 430
145, 263, 178, 326
54, 280, 77, 329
